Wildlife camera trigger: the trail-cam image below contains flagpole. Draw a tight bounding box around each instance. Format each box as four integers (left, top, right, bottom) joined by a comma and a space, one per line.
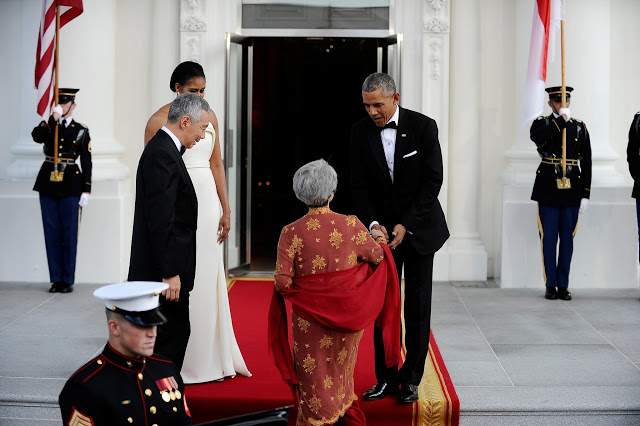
560, 19, 567, 181
51, 5, 62, 182
558, 18, 570, 189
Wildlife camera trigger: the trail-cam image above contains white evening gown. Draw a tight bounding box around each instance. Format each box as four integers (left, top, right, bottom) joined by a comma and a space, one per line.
181, 123, 251, 383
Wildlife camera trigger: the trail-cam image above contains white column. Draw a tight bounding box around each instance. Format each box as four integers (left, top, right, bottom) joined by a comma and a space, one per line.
419, 0, 452, 281
447, 0, 487, 281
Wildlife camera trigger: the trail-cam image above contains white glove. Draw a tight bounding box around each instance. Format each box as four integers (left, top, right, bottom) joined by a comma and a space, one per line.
79, 193, 90, 207
52, 104, 63, 120
579, 198, 589, 214
559, 107, 571, 122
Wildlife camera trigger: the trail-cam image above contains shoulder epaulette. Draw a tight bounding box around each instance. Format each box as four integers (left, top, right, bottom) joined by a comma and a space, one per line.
535, 116, 545, 120
69, 355, 106, 383
573, 118, 583, 123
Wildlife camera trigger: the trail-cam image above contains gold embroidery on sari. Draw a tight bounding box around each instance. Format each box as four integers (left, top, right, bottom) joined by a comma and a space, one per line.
319, 335, 333, 348
329, 229, 343, 249
306, 218, 321, 230
337, 348, 348, 365
323, 375, 334, 389
312, 255, 327, 270
298, 318, 310, 333
302, 354, 317, 374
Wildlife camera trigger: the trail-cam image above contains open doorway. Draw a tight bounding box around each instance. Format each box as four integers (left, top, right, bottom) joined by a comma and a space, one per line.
247, 37, 377, 271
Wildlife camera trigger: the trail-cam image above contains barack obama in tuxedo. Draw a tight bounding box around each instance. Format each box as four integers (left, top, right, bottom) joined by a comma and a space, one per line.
350, 73, 449, 403
128, 93, 210, 370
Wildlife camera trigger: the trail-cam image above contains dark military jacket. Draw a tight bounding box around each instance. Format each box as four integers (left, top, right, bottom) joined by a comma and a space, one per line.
530, 114, 592, 207
626, 112, 640, 199
59, 343, 193, 426
32, 115, 92, 198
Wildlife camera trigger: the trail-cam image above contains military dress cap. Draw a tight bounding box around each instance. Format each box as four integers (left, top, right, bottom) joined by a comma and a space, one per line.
93, 281, 169, 326
545, 86, 573, 101
58, 88, 79, 104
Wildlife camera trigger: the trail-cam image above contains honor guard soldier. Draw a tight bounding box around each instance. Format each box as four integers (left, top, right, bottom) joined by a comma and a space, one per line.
32, 88, 92, 293
530, 86, 592, 301
626, 111, 640, 262
59, 281, 194, 425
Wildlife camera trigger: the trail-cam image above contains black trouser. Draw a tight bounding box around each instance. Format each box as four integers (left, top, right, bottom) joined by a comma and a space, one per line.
373, 243, 434, 386
155, 289, 191, 370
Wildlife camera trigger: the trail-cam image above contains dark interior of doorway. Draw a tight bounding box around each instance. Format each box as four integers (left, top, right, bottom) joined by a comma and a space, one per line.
249, 37, 378, 272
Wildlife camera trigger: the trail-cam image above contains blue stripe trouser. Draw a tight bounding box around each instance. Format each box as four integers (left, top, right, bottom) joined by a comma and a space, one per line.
537, 203, 580, 288
39, 194, 81, 284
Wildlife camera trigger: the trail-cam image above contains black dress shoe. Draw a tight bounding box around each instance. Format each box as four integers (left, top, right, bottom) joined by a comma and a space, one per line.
362, 382, 397, 401
49, 282, 64, 293
58, 282, 73, 293
557, 287, 571, 300
544, 287, 558, 300
398, 383, 419, 403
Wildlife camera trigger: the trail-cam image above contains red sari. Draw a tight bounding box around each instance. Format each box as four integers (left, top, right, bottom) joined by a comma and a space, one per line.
270, 207, 401, 425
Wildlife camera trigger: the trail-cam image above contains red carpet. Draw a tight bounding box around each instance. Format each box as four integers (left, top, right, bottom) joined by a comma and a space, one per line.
186, 279, 458, 425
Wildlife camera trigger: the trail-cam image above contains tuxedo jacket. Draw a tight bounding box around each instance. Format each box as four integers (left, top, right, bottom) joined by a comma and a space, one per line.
128, 129, 198, 291
626, 112, 640, 199
350, 106, 449, 256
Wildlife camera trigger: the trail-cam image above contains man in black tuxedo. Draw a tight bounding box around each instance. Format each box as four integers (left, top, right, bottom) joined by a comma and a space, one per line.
128, 93, 210, 370
350, 73, 449, 403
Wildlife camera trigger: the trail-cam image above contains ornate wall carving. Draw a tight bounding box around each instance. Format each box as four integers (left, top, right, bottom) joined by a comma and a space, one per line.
180, 0, 207, 62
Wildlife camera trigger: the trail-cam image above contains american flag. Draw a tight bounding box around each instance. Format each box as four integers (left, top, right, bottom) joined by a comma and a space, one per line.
34, 0, 83, 119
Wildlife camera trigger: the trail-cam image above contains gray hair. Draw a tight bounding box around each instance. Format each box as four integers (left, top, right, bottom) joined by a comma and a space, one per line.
167, 93, 210, 124
362, 72, 396, 96
293, 159, 337, 207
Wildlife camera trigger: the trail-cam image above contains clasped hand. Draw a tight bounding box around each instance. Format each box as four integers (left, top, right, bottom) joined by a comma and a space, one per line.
371, 223, 406, 249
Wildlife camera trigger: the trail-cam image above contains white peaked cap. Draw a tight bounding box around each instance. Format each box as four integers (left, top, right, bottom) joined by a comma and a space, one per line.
93, 282, 169, 326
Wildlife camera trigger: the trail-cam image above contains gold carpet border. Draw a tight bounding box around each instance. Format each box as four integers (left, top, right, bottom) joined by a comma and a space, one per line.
227, 276, 274, 291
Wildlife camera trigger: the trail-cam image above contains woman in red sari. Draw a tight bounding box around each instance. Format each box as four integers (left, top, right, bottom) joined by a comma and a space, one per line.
272, 159, 399, 426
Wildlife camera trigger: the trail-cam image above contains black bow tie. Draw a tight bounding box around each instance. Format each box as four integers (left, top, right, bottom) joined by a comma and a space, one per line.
180, 145, 186, 155
379, 121, 397, 131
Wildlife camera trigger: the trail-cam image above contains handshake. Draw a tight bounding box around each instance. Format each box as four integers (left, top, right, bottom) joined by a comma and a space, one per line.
371, 228, 386, 242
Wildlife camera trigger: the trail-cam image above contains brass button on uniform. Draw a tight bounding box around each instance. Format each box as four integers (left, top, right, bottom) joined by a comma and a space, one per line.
145, 389, 152, 396
76, 171, 80, 174
173, 407, 178, 412
61, 138, 64, 141
150, 406, 157, 414
126, 361, 132, 367
97, 359, 103, 365
138, 373, 143, 380
127, 418, 133, 423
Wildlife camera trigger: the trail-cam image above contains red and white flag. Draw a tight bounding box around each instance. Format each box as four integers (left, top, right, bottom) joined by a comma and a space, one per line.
522, 0, 564, 125
34, 0, 83, 119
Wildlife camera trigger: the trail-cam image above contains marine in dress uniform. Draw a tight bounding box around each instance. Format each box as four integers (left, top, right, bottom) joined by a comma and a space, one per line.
58, 282, 194, 426
530, 86, 592, 301
626, 111, 640, 262
32, 88, 92, 293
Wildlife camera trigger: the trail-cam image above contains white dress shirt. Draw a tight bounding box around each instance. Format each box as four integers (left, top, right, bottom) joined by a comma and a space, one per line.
161, 126, 183, 153
381, 107, 400, 182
